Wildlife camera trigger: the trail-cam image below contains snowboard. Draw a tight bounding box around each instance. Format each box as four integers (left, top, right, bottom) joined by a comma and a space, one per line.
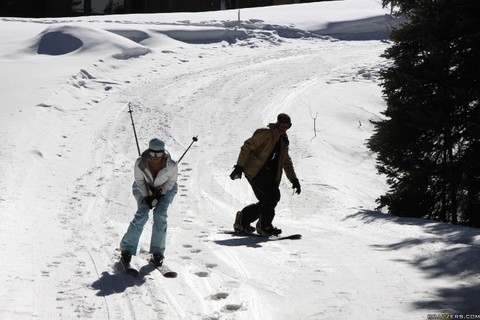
223, 230, 302, 240
148, 260, 178, 278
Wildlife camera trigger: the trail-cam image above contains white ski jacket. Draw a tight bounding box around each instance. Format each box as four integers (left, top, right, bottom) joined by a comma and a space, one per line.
134, 150, 178, 197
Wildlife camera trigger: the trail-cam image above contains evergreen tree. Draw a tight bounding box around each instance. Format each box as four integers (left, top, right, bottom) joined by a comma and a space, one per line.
368, 0, 480, 226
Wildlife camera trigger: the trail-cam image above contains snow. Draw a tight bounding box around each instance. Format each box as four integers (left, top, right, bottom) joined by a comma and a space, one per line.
1, 0, 479, 319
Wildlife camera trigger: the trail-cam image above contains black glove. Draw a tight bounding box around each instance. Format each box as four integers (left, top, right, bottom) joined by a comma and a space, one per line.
151, 189, 165, 207
144, 196, 155, 209
144, 189, 164, 209
292, 178, 301, 195
230, 165, 243, 180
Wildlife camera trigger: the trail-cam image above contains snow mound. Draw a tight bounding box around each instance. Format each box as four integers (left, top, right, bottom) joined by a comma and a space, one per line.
320, 15, 405, 40
143, 15, 398, 45
29, 25, 151, 58
37, 30, 83, 55
156, 26, 249, 44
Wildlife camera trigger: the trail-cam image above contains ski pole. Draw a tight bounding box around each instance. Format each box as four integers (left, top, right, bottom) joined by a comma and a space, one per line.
178, 136, 198, 164
128, 103, 141, 156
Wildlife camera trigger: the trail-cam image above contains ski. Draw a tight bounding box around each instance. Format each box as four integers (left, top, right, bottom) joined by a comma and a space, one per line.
222, 230, 302, 240
119, 259, 139, 277
148, 260, 178, 278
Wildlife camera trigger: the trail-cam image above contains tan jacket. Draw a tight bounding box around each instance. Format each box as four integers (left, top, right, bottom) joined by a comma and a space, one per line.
236, 123, 297, 185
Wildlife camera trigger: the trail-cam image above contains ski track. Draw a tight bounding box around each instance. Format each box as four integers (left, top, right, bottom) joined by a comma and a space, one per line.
2, 30, 468, 319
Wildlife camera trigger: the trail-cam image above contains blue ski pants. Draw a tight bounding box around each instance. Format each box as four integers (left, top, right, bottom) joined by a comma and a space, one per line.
120, 181, 177, 255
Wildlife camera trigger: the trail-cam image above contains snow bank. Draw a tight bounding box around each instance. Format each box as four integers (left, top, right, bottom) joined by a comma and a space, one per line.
25, 25, 152, 58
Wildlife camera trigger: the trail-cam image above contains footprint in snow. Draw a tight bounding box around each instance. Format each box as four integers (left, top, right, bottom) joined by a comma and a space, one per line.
210, 292, 229, 300
194, 271, 209, 278
223, 304, 242, 312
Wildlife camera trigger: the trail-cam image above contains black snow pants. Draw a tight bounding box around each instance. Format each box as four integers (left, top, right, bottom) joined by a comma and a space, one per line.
242, 167, 281, 229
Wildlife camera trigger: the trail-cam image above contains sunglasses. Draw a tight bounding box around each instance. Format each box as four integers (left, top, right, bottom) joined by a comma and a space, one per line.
149, 150, 164, 157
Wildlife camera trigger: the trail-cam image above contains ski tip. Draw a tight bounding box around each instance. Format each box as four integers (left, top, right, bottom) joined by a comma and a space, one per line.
148, 259, 178, 278
163, 271, 178, 278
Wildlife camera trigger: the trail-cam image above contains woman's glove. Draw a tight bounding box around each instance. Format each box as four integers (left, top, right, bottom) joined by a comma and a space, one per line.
144, 196, 155, 209
145, 189, 165, 209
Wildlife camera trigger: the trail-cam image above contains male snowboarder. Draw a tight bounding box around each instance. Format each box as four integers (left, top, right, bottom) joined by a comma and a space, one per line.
119, 138, 178, 267
230, 113, 301, 236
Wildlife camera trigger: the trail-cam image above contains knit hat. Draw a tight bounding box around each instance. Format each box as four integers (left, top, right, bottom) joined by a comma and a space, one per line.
277, 113, 292, 126
148, 138, 165, 151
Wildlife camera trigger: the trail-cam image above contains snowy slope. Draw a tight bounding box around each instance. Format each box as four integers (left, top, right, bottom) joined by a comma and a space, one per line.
1, 1, 479, 319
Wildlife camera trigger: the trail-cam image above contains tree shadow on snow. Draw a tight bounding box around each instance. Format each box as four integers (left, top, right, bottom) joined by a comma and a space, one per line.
344, 210, 480, 314
90, 262, 148, 296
